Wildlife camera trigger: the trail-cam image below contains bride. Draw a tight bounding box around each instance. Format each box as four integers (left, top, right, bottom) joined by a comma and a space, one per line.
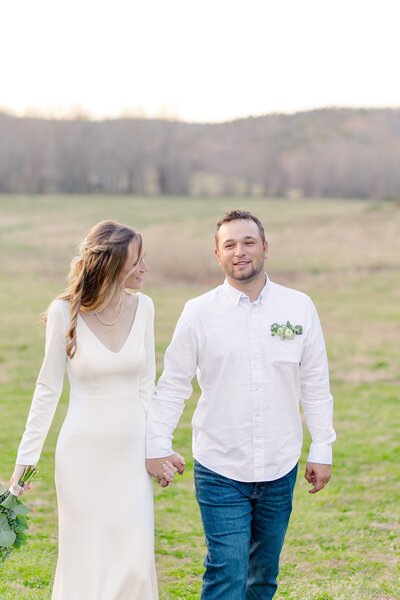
9, 220, 178, 600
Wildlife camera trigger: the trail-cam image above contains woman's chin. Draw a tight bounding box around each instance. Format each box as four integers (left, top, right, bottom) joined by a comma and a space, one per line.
125, 279, 143, 290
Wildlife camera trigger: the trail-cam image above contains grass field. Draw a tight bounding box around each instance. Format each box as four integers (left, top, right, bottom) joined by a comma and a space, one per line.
0, 195, 399, 599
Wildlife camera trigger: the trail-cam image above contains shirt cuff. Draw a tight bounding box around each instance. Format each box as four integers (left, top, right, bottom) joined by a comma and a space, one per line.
146, 438, 173, 459
16, 452, 38, 467
307, 442, 333, 465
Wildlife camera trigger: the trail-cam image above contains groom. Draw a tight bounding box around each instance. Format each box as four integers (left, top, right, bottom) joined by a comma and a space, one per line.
146, 210, 335, 599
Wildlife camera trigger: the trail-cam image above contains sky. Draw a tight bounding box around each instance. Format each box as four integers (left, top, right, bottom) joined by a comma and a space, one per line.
1, 0, 399, 123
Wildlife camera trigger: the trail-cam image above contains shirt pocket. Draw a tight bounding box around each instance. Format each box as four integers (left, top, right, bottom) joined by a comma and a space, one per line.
270, 339, 302, 366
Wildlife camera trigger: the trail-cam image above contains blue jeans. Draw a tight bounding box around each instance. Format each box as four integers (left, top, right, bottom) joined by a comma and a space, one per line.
194, 461, 298, 600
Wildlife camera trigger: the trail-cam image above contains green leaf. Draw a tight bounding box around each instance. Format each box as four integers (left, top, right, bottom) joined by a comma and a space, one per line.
0, 529, 16, 547
15, 521, 28, 533
0, 494, 17, 510
13, 503, 29, 516
14, 532, 27, 548
15, 514, 28, 528
0, 518, 11, 532
271, 323, 280, 335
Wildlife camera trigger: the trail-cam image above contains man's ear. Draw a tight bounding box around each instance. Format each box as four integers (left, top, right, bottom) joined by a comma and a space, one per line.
214, 247, 222, 266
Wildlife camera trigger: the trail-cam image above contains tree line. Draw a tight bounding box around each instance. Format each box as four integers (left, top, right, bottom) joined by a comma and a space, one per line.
1, 108, 399, 198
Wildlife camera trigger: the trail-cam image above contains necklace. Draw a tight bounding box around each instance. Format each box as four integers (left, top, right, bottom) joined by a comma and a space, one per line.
95, 295, 124, 326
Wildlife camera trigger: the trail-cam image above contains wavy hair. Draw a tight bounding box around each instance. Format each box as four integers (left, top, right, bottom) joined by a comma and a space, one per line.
46, 220, 141, 358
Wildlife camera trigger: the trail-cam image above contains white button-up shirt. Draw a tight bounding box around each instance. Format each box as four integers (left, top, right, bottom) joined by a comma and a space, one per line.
147, 276, 336, 482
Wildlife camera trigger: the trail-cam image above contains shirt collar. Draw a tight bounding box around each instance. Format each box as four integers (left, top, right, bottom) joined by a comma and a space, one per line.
223, 274, 269, 306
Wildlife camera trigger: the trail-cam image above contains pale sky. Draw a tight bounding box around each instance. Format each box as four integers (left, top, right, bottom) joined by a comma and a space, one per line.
1, 0, 399, 123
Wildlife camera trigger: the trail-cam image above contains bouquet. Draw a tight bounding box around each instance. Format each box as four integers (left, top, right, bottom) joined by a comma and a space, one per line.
0, 466, 38, 564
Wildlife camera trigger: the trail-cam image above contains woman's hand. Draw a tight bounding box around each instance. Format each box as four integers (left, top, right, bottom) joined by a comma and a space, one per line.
9, 465, 32, 496
146, 452, 185, 487
162, 460, 178, 486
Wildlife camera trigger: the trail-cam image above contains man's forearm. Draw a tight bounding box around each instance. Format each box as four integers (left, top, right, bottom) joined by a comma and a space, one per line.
302, 393, 336, 464
146, 393, 186, 457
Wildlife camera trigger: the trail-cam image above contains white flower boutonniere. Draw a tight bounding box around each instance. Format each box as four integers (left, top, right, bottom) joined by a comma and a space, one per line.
271, 321, 303, 340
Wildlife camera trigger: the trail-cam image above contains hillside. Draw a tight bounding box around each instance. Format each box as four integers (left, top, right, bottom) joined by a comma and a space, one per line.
1, 108, 399, 198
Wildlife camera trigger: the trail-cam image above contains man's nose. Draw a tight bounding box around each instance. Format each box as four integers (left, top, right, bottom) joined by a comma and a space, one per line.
234, 244, 246, 256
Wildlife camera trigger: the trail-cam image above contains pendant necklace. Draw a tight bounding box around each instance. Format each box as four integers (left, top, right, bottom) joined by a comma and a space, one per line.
95, 295, 124, 326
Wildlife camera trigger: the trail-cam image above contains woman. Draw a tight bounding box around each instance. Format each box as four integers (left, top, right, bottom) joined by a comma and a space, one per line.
10, 220, 176, 599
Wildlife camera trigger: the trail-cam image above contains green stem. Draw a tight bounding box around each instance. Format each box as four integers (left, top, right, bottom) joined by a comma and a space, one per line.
18, 467, 37, 486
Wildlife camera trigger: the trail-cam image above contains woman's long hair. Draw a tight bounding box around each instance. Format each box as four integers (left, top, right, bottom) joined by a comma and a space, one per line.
47, 220, 141, 359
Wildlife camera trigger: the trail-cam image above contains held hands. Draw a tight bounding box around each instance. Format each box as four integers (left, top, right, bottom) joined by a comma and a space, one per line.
305, 462, 332, 494
9, 465, 33, 496
146, 453, 185, 488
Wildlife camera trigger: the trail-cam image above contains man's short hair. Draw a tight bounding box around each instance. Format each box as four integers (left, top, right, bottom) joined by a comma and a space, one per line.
215, 210, 266, 245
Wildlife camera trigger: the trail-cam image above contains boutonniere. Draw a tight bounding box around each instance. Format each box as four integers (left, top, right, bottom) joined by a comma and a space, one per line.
271, 321, 303, 340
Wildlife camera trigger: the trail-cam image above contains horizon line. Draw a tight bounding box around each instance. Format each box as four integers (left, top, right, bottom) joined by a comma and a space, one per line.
1, 104, 400, 125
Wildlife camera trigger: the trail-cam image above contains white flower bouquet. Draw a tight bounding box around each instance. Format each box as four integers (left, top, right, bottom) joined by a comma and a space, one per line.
271, 321, 303, 340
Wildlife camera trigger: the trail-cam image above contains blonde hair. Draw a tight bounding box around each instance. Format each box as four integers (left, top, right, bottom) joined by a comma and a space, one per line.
47, 220, 141, 358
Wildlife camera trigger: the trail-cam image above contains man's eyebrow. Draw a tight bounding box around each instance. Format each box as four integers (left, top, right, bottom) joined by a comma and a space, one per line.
222, 236, 257, 244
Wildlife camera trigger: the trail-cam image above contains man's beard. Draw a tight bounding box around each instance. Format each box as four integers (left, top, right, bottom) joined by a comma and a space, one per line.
228, 260, 264, 281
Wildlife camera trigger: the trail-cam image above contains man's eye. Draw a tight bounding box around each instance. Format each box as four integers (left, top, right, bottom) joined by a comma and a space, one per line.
225, 245, 234, 249
245, 241, 255, 245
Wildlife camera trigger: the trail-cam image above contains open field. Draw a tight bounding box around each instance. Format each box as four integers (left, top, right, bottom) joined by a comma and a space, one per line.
0, 195, 399, 599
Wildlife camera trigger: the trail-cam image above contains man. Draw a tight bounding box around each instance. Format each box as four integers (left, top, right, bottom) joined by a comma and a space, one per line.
146, 210, 336, 599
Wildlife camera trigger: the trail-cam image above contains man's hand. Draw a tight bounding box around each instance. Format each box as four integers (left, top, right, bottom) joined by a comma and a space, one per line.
146, 453, 185, 488
305, 462, 331, 494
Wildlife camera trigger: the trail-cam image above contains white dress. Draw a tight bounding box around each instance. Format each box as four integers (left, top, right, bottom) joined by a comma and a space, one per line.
16, 294, 158, 600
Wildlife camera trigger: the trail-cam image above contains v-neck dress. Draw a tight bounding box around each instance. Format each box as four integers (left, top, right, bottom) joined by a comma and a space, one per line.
16, 294, 158, 600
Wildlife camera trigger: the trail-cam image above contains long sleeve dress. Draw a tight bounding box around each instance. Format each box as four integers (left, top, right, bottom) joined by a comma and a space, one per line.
16, 293, 158, 600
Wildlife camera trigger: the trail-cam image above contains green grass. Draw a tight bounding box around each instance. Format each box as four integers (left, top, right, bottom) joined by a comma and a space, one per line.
0, 195, 399, 599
